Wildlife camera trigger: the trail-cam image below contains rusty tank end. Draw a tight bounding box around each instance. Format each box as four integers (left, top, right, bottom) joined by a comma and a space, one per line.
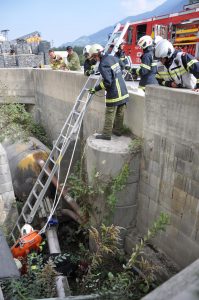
3, 137, 50, 202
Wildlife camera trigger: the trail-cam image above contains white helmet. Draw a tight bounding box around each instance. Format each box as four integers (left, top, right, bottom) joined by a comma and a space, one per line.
155, 39, 174, 58
89, 44, 104, 56
20, 224, 33, 236
138, 35, 153, 49
83, 45, 91, 55
154, 35, 163, 46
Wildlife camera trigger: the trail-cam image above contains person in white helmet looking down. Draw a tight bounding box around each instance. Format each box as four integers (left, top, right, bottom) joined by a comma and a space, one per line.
136, 35, 158, 90
83, 45, 97, 76
155, 39, 199, 91
88, 43, 129, 140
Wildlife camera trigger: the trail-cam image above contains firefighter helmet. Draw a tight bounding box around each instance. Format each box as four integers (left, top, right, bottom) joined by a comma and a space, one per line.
89, 44, 104, 56
154, 35, 163, 46
137, 35, 153, 49
20, 224, 33, 236
83, 45, 91, 55
155, 39, 174, 58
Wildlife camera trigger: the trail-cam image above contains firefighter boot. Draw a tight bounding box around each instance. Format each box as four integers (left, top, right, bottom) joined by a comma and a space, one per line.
95, 134, 111, 140
95, 106, 116, 140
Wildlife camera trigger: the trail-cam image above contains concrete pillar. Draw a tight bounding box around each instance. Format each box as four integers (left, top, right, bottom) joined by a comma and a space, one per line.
85, 135, 140, 243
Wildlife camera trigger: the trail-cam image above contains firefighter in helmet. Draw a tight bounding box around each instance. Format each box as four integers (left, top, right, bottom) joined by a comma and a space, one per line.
88, 43, 129, 140
136, 35, 158, 90
83, 45, 97, 76
155, 39, 199, 91
114, 39, 129, 70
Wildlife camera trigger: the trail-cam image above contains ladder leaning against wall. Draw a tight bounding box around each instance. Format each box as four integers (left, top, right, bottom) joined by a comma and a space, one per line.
10, 22, 130, 243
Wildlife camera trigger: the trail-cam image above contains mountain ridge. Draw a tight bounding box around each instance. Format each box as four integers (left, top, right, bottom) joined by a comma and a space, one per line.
61, 0, 188, 47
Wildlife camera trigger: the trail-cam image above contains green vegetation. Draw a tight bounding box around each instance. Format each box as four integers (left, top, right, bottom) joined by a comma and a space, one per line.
80, 213, 170, 299
1, 254, 58, 300
2, 213, 169, 299
67, 161, 130, 224
0, 103, 49, 145
129, 137, 143, 155
104, 164, 129, 221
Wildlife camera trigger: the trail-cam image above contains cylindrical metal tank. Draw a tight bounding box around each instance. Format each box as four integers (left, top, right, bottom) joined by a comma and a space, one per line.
3, 137, 49, 202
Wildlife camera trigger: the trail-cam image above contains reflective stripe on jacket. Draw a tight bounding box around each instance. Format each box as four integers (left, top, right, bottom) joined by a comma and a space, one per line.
156, 51, 199, 89
95, 54, 129, 107
137, 47, 158, 88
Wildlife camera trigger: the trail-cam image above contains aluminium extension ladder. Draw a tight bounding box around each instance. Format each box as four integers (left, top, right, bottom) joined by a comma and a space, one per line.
10, 22, 130, 243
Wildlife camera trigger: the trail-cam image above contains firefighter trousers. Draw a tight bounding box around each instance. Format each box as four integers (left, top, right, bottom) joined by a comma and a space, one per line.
103, 104, 125, 137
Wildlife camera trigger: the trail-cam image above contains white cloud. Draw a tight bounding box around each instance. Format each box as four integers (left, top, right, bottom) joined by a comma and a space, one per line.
120, 0, 166, 16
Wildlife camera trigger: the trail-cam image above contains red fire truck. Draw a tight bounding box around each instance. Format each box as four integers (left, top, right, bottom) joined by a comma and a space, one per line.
121, 2, 199, 69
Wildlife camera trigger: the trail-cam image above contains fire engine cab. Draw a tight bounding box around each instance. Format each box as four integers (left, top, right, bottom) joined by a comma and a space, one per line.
121, 1, 199, 69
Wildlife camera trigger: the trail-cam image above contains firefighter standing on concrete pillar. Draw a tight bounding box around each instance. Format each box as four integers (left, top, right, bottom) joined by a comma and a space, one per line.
155, 39, 199, 91
88, 44, 129, 140
136, 35, 158, 90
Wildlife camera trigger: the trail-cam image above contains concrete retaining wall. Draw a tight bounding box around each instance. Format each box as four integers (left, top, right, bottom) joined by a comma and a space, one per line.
0, 144, 17, 229
0, 69, 145, 140
136, 85, 199, 268
0, 69, 199, 269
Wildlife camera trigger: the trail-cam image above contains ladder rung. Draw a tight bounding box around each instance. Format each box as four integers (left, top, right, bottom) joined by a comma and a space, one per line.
43, 168, 50, 176
74, 111, 80, 116
27, 202, 33, 210
33, 191, 38, 199
50, 157, 56, 164
66, 123, 74, 128
78, 99, 86, 103
37, 180, 44, 188
55, 146, 61, 152
60, 134, 69, 140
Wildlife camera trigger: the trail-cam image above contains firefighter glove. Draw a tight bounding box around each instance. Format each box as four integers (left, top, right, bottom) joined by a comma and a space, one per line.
88, 88, 96, 94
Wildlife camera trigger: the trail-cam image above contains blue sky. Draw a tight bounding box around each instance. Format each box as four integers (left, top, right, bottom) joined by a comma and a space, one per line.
0, 0, 166, 46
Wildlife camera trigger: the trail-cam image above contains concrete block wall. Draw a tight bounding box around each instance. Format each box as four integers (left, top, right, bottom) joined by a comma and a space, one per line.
16, 53, 44, 67
0, 68, 35, 104
136, 85, 199, 268
0, 144, 17, 229
0, 54, 44, 68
